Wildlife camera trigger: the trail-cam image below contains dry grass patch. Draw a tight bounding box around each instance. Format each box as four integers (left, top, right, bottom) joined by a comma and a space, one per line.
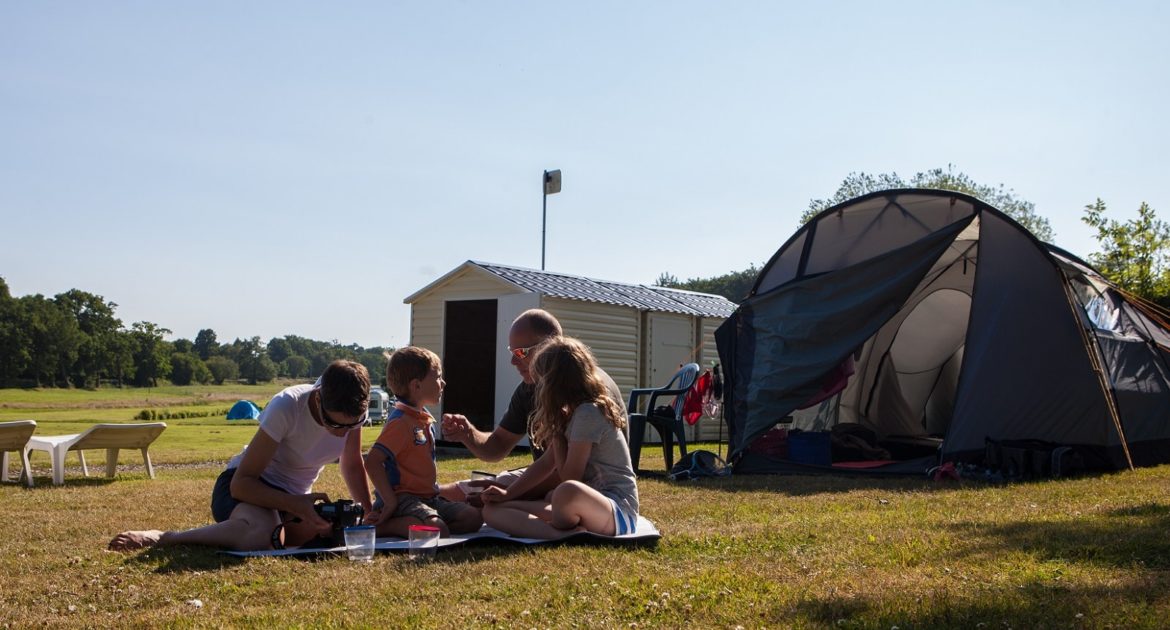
3, 458, 1169, 628
3, 387, 1169, 627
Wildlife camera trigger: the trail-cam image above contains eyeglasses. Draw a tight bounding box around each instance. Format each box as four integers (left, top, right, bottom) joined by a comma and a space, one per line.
507, 344, 538, 360
317, 392, 365, 431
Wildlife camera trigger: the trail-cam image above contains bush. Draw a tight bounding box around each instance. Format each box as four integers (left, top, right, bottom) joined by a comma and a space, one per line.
169, 352, 212, 386
241, 354, 277, 384
205, 356, 239, 385
134, 407, 233, 420
282, 355, 310, 378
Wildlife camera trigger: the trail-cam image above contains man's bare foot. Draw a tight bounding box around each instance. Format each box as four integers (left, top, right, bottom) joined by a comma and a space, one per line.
108, 530, 166, 551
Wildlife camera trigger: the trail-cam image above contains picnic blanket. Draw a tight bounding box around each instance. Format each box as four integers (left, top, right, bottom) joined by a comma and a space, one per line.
222, 515, 660, 558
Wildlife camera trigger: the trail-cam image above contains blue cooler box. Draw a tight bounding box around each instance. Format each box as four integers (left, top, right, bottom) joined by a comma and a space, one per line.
787, 431, 831, 466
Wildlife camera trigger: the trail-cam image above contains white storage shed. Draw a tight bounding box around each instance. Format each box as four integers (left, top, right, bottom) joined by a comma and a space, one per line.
404, 261, 737, 443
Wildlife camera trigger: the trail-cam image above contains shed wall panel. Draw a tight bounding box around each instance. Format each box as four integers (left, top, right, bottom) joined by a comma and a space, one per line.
542, 297, 640, 401
410, 299, 445, 357
407, 267, 526, 418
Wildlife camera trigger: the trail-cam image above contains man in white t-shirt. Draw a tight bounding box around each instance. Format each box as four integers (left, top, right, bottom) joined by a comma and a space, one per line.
109, 360, 374, 551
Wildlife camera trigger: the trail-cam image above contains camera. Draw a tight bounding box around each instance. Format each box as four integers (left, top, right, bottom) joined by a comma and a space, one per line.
315, 498, 364, 537
297, 499, 364, 549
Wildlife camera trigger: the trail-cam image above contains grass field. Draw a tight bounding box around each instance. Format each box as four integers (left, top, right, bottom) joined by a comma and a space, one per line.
2, 386, 1169, 628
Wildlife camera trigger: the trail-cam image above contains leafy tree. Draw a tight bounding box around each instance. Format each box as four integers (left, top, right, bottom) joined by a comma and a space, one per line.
267, 337, 292, 364
193, 328, 218, 360
655, 272, 680, 287
105, 331, 135, 387
0, 278, 30, 385
128, 321, 172, 387
282, 355, 310, 378
20, 294, 82, 386
205, 356, 240, 385
655, 265, 762, 303
1082, 199, 1170, 304
284, 335, 318, 359
172, 338, 194, 355
803, 165, 1054, 241
309, 350, 336, 377
245, 355, 278, 384
356, 347, 391, 389
169, 352, 212, 386
237, 336, 277, 384
54, 289, 124, 388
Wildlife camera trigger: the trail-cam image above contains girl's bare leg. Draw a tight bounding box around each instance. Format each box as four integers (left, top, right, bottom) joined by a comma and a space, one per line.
548, 480, 616, 536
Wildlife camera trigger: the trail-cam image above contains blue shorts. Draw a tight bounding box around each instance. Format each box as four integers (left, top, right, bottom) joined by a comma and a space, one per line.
607, 497, 638, 535
210, 468, 291, 522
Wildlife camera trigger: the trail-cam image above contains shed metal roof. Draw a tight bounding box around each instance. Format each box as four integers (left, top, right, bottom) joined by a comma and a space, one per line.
472, 261, 737, 318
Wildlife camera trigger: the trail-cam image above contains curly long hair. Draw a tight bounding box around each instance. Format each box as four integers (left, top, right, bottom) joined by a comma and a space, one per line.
529, 337, 625, 450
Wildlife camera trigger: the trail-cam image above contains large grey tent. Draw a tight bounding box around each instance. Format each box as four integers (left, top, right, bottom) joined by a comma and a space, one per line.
716, 189, 1170, 474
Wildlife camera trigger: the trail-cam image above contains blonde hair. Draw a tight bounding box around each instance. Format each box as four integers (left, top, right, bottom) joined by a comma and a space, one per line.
528, 337, 625, 450
385, 346, 441, 399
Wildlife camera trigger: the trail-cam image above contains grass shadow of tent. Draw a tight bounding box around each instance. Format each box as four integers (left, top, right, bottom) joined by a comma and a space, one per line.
948, 502, 1170, 571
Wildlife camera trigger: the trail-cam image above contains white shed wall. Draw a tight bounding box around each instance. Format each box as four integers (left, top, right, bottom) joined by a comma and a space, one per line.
407, 267, 525, 418
494, 292, 542, 432
542, 297, 641, 403
407, 264, 732, 448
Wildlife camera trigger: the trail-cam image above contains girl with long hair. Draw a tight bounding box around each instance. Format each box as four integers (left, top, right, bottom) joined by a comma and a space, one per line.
481, 337, 639, 538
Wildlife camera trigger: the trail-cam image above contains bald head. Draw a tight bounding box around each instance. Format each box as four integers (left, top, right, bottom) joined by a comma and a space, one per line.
511, 309, 562, 338
508, 309, 562, 384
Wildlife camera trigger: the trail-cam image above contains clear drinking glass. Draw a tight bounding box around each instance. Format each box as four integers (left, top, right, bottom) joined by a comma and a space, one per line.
344, 525, 376, 562
408, 524, 440, 561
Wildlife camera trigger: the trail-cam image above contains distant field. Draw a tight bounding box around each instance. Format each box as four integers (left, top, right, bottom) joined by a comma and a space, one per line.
2, 383, 292, 466
0, 382, 290, 409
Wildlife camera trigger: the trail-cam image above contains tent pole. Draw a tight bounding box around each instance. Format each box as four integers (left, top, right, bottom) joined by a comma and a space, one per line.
1059, 274, 1135, 470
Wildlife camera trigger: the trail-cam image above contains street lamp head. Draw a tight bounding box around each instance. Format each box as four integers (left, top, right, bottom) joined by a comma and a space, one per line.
544, 169, 562, 195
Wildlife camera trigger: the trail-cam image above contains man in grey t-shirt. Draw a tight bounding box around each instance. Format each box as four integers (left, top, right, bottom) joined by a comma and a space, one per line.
439, 309, 624, 502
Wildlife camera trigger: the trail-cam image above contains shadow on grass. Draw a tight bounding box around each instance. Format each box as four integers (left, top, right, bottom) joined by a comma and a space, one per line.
791, 578, 1170, 628
123, 545, 247, 573
641, 472, 955, 497
20, 474, 120, 488
950, 502, 1170, 570
639, 462, 1127, 498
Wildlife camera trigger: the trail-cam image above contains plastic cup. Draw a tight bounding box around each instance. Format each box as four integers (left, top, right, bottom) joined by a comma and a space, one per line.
408, 524, 440, 561
344, 525, 376, 562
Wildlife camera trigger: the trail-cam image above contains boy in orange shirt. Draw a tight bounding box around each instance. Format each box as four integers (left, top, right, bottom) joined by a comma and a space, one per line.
364, 346, 482, 537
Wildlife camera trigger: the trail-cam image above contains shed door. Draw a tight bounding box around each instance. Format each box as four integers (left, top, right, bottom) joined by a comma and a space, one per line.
443, 300, 497, 432
646, 313, 695, 387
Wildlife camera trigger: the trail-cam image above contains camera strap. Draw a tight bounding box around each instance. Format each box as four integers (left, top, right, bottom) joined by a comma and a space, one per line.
269, 516, 300, 551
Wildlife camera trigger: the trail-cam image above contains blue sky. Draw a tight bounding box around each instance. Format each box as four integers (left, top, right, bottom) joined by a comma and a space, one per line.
2, 1, 1167, 348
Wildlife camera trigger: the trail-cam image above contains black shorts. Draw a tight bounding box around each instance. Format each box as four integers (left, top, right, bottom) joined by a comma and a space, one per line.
210, 468, 291, 522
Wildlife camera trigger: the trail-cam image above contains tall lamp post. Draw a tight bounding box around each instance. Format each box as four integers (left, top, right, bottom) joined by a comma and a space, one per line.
542, 169, 561, 270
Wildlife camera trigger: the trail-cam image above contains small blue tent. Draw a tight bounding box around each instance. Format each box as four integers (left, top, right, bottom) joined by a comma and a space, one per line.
227, 400, 262, 420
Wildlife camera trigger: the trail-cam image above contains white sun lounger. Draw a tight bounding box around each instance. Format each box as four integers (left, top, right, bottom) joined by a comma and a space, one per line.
0, 420, 37, 487
25, 422, 167, 485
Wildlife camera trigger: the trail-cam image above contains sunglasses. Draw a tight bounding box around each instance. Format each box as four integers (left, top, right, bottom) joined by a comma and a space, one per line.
317, 392, 365, 431
507, 344, 539, 360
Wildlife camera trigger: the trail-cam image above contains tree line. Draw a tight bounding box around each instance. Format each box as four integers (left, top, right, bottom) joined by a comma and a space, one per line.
657, 167, 1169, 308
0, 278, 390, 389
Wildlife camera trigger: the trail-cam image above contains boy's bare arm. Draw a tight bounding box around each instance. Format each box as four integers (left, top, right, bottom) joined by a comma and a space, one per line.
363, 446, 398, 523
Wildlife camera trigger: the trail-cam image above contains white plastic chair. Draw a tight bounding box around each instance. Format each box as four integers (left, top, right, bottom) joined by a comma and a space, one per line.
0, 420, 36, 487
25, 422, 167, 485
